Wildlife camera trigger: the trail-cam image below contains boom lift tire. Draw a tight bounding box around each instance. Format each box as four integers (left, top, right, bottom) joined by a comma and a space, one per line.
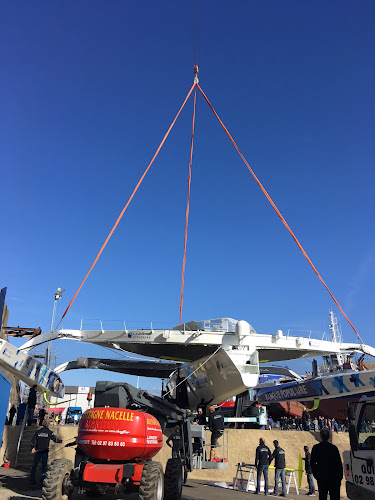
42, 459, 74, 500
139, 461, 164, 500
164, 458, 183, 500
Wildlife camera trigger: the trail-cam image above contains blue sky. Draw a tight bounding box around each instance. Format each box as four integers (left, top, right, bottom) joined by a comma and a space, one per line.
1, 1, 374, 392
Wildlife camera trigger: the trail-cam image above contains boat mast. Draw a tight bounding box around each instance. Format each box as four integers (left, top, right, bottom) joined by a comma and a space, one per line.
328, 309, 344, 366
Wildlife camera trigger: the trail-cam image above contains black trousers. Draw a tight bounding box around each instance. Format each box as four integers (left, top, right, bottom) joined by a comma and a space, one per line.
317, 480, 341, 500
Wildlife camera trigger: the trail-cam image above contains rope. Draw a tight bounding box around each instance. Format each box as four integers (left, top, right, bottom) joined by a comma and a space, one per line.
197, 83, 363, 343
179, 86, 197, 325
162, 345, 221, 399
58, 83, 196, 325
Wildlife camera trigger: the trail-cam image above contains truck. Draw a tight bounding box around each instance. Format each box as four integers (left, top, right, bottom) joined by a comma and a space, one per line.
65, 407, 83, 424
344, 396, 375, 499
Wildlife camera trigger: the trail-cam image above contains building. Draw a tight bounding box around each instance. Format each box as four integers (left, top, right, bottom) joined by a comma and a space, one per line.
49, 386, 95, 421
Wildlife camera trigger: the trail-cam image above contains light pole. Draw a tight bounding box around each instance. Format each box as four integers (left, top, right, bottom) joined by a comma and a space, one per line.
45, 287, 65, 367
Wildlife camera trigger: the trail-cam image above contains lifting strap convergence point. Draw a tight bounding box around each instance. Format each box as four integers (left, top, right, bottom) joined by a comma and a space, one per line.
58, 70, 361, 343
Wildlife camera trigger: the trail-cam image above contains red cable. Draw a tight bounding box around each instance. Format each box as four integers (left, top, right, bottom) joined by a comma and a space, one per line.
197, 83, 361, 342
179, 86, 197, 325
60, 83, 197, 323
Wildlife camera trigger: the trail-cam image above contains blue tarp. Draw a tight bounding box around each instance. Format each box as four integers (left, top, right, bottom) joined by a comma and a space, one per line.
0, 369, 11, 443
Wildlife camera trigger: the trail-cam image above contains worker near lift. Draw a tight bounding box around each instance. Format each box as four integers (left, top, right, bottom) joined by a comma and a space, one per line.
311, 429, 343, 500
193, 407, 207, 426
166, 425, 183, 458
30, 419, 64, 485
208, 405, 224, 461
255, 437, 272, 495
271, 440, 286, 496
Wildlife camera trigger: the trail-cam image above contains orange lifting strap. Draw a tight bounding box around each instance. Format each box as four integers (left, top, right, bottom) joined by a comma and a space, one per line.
196, 83, 362, 342
60, 83, 196, 323
179, 86, 197, 325
59, 74, 360, 343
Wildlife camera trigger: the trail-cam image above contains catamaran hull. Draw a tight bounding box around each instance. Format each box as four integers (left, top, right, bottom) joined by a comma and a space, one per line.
166, 348, 259, 407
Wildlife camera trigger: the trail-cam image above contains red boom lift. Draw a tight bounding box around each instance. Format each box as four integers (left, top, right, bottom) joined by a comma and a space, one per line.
41, 381, 194, 500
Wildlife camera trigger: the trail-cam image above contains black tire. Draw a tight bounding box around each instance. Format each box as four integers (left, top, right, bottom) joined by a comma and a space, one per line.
139, 461, 164, 500
42, 459, 74, 500
164, 458, 183, 500
183, 465, 188, 484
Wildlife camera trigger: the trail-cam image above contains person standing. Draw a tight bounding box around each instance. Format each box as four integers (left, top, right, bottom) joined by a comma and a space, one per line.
38, 408, 47, 426
166, 425, 183, 458
302, 407, 309, 431
27, 385, 37, 426
255, 437, 272, 495
8, 405, 17, 425
311, 429, 343, 500
318, 417, 324, 431
313, 417, 319, 432
208, 405, 224, 461
271, 440, 286, 496
193, 407, 206, 453
303, 445, 316, 496
30, 419, 63, 485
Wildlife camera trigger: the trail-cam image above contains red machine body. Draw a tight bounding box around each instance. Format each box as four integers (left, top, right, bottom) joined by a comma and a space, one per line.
77, 407, 163, 461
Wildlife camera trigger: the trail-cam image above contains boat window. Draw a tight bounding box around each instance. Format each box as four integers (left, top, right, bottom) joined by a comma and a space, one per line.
358, 404, 375, 450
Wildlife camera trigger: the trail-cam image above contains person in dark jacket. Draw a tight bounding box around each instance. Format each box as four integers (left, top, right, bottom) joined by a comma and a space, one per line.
192, 407, 206, 453
255, 437, 272, 495
27, 385, 37, 426
303, 445, 316, 496
8, 405, 17, 425
302, 407, 309, 431
208, 405, 224, 461
193, 407, 207, 426
30, 419, 63, 484
311, 429, 342, 500
38, 408, 47, 426
271, 440, 286, 496
166, 425, 183, 458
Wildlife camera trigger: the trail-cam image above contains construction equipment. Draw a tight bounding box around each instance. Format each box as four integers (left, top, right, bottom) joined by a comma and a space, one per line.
42, 381, 197, 500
